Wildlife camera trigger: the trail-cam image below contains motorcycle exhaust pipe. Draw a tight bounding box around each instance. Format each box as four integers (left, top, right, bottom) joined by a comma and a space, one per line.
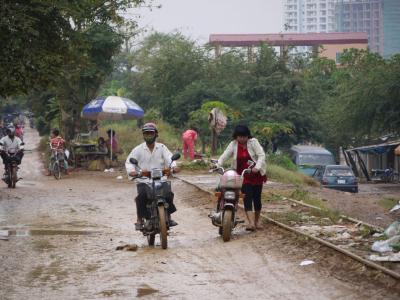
208, 211, 222, 226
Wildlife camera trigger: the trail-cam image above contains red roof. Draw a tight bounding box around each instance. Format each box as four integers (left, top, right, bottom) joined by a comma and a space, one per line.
209, 32, 368, 47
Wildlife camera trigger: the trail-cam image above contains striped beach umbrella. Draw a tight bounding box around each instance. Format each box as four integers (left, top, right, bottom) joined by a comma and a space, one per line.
81, 96, 144, 121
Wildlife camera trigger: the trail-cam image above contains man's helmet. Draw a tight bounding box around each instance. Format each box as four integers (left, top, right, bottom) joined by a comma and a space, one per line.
6, 126, 15, 135
142, 122, 158, 133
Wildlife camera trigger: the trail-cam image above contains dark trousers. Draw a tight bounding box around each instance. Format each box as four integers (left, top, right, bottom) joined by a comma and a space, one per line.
241, 184, 263, 211
1, 151, 24, 166
135, 183, 177, 220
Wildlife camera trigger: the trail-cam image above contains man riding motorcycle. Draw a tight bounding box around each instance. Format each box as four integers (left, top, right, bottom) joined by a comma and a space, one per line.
0, 126, 24, 175
125, 122, 180, 230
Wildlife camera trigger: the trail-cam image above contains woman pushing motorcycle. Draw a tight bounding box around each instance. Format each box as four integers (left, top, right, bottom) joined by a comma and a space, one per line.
217, 125, 267, 231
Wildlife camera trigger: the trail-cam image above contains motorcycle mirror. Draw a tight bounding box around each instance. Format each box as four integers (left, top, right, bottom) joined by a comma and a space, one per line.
129, 158, 138, 165
171, 153, 181, 161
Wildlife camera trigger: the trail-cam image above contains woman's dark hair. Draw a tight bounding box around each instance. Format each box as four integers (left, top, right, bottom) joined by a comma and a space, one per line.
98, 137, 105, 144
52, 128, 60, 136
232, 125, 252, 139
106, 129, 115, 137
190, 126, 199, 134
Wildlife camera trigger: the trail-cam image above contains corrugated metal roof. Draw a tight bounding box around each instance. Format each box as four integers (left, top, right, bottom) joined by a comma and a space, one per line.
346, 140, 400, 152
209, 32, 368, 47
291, 145, 333, 155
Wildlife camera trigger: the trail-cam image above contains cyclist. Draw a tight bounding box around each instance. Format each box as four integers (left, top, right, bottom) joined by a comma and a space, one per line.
47, 128, 69, 175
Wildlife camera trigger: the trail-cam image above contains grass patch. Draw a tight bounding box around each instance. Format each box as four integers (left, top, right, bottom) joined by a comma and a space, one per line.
379, 197, 399, 210
262, 192, 284, 203
179, 159, 209, 171
269, 211, 304, 224
290, 188, 327, 209
267, 164, 319, 187
310, 208, 341, 224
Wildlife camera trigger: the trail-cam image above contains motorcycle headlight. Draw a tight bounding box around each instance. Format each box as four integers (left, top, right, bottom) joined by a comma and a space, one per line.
151, 169, 163, 179
224, 191, 236, 200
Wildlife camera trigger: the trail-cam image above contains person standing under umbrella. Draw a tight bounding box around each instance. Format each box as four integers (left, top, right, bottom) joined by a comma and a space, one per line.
106, 129, 119, 161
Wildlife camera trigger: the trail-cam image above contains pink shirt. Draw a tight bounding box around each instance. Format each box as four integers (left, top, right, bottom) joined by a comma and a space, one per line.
182, 129, 198, 141
106, 137, 118, 152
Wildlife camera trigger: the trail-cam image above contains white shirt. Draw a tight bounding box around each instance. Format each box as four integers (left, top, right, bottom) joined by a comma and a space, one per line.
125, 142, 176, 182
217, 138, 267, 175
0, 136, 23, 154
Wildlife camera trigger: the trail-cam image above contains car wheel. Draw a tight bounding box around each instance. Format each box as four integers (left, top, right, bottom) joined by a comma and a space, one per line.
353, 187, 358, 193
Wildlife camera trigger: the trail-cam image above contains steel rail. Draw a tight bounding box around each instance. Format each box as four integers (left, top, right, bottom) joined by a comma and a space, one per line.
175, 175, 400, 281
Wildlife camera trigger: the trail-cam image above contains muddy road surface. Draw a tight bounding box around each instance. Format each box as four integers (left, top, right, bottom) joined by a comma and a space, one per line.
0, 129, 398, 299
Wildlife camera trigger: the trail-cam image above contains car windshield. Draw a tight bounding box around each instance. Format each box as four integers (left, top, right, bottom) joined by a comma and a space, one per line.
298, 154, 334, 165
325, 168, 354, 177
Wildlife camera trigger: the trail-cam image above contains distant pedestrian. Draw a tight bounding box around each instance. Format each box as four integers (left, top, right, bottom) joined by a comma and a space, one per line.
15, 124, 23, 141
182, 127, 198, 160
106, 129, 120, 160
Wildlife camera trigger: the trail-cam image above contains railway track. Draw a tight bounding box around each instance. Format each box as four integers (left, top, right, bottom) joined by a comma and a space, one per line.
175, 174, 400, 281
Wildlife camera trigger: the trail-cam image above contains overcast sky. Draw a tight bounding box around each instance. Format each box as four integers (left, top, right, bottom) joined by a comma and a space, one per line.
131, 0, 284, 43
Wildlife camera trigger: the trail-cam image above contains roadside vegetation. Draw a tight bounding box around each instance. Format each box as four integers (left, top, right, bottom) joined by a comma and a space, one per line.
1, 3, 400, 175
379, 197, 400, 210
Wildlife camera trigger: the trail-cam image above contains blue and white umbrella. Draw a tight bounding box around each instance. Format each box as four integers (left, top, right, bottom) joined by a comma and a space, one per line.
81, 96, 144, 161
81, 96, 144, 121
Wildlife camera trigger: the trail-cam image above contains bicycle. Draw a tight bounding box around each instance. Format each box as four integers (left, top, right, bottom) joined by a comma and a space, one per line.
50, 144, 67, 180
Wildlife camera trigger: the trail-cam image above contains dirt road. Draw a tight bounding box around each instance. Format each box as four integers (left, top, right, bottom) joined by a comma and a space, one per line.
0, 128, 398, 299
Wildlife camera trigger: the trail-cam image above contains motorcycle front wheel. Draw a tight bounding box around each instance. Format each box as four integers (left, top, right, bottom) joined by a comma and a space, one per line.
222, 210, 233, 242
158, 206, 168, 249
11, 166, 17, 188
147, 234, 155, 246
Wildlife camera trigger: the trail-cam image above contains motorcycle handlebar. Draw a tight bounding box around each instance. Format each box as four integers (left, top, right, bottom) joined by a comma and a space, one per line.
132, 169, 172, 179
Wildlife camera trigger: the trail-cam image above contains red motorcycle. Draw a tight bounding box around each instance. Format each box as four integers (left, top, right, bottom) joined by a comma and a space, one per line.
209, 159, 254, 242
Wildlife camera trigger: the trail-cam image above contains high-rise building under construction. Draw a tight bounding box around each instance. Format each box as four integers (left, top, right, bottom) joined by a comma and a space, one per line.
284, 0, 400, 57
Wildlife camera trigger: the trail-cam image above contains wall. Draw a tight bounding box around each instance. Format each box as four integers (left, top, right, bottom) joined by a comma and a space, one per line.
319, 43, 368, 61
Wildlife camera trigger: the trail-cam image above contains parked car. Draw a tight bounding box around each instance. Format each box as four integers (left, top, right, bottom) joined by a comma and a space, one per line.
313, 165, 358, 193
290, 145, 335, 176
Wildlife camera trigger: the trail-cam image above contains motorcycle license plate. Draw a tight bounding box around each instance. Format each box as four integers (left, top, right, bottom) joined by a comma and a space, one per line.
337, 179, 345, 184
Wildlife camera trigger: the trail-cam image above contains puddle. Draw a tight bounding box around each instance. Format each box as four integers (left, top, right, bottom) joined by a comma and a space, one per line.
18, 182, 36, 186
137, 284, 158, 297
1, 229, 98, 236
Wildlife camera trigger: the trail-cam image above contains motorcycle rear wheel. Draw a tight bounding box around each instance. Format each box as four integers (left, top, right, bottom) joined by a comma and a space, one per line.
147, 234, 155, 246
158, 206, 168, 249
222, 210, 233, 242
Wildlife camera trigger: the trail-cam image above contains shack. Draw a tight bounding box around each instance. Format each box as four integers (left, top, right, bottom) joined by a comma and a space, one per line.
343, 138, 400, 181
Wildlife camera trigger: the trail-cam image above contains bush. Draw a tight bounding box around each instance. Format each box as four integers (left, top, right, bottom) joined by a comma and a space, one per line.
36, 117, 50, 136
267, 153, 297, 171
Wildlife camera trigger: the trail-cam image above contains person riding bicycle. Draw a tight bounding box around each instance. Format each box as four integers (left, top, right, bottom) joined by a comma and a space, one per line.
47, 128, 69, 175
125, 122, 180, 230
0, 126, 24, 175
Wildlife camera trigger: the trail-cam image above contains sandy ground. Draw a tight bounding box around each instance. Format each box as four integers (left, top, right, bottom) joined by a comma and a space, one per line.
0, 128, 399, 299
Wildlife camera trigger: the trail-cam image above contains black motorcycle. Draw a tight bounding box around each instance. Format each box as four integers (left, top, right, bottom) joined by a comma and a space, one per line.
0, 143, 24, 188
129, 153, 180, 249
